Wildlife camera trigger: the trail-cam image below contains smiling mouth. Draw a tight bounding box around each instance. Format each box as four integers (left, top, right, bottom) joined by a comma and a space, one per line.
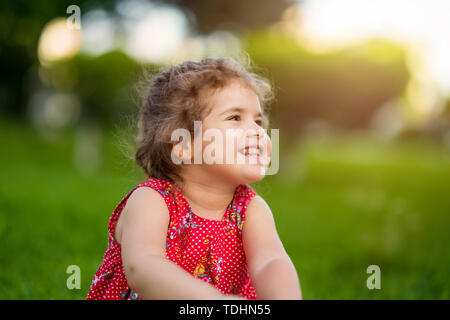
239, 145, 263, 156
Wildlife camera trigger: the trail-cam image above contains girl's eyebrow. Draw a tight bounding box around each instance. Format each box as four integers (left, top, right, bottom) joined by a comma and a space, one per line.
220, 106, 262, 118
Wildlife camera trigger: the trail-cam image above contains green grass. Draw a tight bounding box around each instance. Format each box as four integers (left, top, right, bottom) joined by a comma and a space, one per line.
0, 119, 449, 299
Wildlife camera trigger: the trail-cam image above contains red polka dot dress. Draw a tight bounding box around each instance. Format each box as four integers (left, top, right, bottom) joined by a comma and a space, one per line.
86, 177, 258, 300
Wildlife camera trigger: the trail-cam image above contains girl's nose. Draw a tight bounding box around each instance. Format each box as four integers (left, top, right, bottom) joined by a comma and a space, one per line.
244, 122, 267, 150
247, 120, 264, 137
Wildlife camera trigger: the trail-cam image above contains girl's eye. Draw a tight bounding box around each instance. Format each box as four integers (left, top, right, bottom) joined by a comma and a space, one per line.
228, 115, 240, 121
255, 119, 263, 126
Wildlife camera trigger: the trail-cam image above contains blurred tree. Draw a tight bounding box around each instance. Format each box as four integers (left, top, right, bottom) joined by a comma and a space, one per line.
243, 31, 410, 139
0, 0, 117, 117
0, 0, 296, 119
47, 50, 145, 124
159, 0, 296, 34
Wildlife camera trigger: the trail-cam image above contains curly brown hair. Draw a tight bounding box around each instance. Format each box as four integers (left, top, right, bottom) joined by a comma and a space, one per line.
134, 55, 275, 183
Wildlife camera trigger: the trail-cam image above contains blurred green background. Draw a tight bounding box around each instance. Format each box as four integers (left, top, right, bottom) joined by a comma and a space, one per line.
1, 0, 449, 299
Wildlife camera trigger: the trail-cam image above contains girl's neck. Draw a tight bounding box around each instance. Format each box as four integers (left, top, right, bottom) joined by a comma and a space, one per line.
174, 175, 237, 220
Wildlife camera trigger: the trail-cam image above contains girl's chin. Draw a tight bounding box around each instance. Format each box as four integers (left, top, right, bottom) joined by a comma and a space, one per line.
206, 163, 267, 185
236, 165, 266, 184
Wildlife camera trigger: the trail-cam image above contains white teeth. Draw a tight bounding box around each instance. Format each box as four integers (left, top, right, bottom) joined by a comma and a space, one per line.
240, 146, 261, 156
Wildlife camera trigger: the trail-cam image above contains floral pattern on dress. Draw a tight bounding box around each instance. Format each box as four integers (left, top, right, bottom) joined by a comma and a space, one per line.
86, 177, 257, 300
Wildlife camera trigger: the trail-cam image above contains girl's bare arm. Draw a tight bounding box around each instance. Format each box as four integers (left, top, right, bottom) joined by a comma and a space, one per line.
242, 195, 302, 300
117, 187, 244, 300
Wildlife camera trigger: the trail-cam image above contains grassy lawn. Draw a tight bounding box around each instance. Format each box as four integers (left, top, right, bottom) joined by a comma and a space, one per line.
1, 119, 449, 299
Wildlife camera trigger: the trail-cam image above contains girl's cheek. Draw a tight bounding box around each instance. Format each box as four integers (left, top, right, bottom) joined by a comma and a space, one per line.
262, 132, 272, 167
225, 128, 243, 153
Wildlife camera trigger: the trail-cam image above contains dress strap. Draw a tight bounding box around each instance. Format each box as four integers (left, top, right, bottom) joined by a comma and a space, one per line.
229, 184, 257, 240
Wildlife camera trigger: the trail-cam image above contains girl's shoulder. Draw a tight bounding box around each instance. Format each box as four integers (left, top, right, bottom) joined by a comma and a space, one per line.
235, 184, 274, 222
108, 177, 176, 242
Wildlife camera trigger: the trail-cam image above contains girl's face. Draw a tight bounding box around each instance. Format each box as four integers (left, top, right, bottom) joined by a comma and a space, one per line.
193, 79, 271, 185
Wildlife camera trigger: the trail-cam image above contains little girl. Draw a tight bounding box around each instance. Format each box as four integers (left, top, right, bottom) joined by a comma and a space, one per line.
86, 57, 302, 300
